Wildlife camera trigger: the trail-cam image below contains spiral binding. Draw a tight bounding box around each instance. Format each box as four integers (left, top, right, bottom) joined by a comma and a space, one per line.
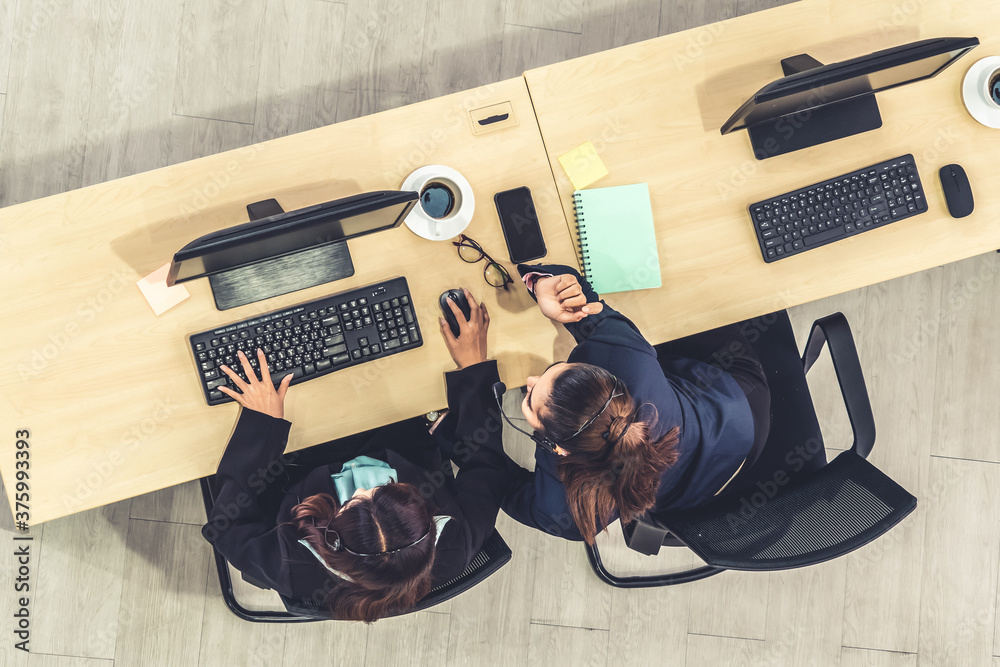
573, 192, 592, 278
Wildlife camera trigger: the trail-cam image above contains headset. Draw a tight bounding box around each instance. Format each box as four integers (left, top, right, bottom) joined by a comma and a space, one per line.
320, 522, 431, 557
492, 379, 621, 454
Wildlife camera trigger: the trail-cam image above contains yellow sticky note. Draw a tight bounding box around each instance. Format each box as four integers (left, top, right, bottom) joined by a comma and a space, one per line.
137, 262, 190, 316
558, 141, 609, 190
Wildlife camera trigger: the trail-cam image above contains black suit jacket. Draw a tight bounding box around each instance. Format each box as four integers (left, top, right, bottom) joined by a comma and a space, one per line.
202, 360, 509, 608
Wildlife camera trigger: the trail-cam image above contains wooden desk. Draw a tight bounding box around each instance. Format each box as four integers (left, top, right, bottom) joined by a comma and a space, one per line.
524, 0, 1000, 344
0, 78, 579, 524
7, 0, 999, 525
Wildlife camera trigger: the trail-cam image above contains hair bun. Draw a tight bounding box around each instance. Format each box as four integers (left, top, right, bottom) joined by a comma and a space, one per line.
608, 415, 633, 444
610, 414, 630, 430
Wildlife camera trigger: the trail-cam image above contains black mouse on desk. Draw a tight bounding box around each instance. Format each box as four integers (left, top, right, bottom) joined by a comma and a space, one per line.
939, 164, 974, 218
439, 289, 472, 338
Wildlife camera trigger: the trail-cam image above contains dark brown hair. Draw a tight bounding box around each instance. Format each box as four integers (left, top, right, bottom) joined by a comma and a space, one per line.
539, 363, 679, 544
288, 483, 436, 622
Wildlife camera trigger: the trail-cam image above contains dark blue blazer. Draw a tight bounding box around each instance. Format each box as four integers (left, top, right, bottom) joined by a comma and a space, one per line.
501, 264, 755, 541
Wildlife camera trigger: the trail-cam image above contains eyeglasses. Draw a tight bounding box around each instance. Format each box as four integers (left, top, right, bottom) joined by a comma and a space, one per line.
452, 234, 514, 290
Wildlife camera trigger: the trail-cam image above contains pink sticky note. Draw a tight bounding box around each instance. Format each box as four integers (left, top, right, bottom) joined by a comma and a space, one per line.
137, 262, 190, 316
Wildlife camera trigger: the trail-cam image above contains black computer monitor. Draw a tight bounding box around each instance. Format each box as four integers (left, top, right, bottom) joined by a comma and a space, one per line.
167, 190, 418, 310
720, 37, 979, 159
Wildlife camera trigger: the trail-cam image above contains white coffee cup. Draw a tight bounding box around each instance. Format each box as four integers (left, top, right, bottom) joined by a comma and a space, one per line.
987, 66, 1000, 108
962, 57, 1000, 129
401, 166, 476, 241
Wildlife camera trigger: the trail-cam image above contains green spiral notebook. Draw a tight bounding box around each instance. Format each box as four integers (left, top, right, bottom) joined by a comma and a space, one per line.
573, 183, 661, 294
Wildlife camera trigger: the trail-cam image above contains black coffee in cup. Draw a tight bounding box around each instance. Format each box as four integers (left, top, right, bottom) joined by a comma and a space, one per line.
420, 182, 455, 219
990, 69, 1000, 106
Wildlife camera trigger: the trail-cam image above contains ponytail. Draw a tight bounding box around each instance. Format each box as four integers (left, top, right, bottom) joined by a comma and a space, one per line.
603, 404, 679, 527
540, 364, 679, 544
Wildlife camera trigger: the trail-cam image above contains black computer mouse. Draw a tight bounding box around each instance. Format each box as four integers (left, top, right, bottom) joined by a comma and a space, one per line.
439, 289, 472, 338
939, 164, 974, 218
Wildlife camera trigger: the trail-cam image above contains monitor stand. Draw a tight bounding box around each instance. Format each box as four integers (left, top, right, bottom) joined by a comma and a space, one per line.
208, 198, 355, 310
747, 54, 883, 160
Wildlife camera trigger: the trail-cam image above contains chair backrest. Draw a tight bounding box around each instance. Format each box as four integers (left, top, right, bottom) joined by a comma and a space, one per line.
657, 449, 916, 570
627, 310, 825, 556
732, 310, 827, 485
635, 310, 916, 569
281, 528, 512, 619
201, 473, 512, 621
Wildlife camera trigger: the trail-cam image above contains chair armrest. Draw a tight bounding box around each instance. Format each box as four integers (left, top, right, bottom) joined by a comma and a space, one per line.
801, 313, 876, 458
624, 517, 671, 556
586, 542, 724, 588
623, 514, 686, 555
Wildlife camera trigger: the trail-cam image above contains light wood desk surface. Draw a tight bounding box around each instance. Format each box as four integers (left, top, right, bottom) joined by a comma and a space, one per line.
0, 77, 579, 524
524, 0, 1000, 345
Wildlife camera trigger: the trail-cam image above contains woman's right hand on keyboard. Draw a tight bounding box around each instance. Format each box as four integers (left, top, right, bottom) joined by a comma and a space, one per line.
218, 349, 293, 419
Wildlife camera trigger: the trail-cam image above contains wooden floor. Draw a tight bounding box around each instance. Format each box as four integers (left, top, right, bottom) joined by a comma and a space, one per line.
1, 0, 998, 665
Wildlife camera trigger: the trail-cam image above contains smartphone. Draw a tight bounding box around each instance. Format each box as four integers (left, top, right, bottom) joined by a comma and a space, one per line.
494, 186, 547, 263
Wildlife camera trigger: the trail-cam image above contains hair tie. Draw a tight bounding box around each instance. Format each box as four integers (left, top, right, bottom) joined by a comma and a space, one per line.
619, 421, 633, 441
602, 416, 633, 443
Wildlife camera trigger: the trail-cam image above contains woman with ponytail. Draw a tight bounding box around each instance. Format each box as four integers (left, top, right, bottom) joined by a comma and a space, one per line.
501, 265, 772, 544
203, 290, 510, 621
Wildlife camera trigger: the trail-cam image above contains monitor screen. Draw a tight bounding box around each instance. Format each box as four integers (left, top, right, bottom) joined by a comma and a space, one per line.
167, 190, 418, 285
721, 37, 980, 135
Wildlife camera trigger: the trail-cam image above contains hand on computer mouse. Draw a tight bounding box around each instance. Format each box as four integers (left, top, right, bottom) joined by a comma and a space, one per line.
218, 349, 293, 419
439, 289, 490, 369
534, 274, 603, 323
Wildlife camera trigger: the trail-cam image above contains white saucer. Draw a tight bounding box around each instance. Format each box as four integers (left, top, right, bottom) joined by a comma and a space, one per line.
962, 56, 1000, 129
400, 165, 475, 241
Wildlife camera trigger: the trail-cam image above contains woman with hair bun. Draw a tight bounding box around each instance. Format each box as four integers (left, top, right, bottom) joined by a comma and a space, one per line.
501, 265, 772, 544
203, 290, 508, 622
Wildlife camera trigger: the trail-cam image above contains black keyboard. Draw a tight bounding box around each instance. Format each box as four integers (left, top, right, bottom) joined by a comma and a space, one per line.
749, 154, 928, 262
190, 277, 422, 406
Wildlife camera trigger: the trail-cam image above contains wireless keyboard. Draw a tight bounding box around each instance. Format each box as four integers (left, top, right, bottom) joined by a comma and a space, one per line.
749, 154, 927, 262
190, 277, 422, 406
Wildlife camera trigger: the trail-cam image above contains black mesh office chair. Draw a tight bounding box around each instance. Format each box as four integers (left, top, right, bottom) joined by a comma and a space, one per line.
586, 310, 917, 587
200, 471, 512, 622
